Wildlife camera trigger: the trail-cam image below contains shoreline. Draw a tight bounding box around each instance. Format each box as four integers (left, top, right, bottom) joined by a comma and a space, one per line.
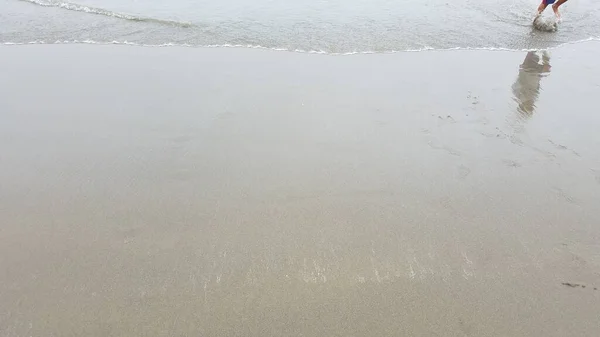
1, 36, 600, 54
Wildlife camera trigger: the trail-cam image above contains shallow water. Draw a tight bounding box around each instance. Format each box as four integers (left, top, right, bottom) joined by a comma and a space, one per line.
1, 0, 599, 52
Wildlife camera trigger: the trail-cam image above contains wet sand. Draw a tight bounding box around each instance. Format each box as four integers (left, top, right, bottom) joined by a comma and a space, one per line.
1, 43, 600, 336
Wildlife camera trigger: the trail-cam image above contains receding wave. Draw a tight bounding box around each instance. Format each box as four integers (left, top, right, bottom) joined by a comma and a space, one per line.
3, 38, 600, 55
18, 0, 193, 27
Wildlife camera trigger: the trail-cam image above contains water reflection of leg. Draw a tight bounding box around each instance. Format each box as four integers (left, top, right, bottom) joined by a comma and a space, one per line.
511, 51, 552, 117
541, 51, 551, 70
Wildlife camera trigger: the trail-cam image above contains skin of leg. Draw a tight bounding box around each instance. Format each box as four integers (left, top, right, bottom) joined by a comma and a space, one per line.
537, 1, 548, 14
552, 0, 568, 17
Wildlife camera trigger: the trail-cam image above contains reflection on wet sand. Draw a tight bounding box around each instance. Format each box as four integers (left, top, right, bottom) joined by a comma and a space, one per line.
2, 45, 600, 337
511, 50, 551, 117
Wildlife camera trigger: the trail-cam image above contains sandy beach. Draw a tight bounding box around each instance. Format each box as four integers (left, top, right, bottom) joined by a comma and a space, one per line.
1, 42, 600, 336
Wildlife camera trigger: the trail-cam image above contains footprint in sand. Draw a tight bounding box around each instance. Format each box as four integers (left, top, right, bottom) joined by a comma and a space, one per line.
552, 187, 578, 205
592, 169, 600, 184
436, 115, 456, 126
503, 159, 522, 168
562, 282, 597, 290
457, 165, 471, 180
467, 91, 480, 106
548, 139, 581, 157
428, 142, 461, 157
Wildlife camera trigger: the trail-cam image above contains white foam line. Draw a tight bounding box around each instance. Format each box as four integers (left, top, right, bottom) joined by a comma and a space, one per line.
18, 0, 193, 27
2, 37, 599, 55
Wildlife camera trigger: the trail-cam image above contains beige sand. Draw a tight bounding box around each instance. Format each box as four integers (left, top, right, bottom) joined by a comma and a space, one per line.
1, 43, 600, 336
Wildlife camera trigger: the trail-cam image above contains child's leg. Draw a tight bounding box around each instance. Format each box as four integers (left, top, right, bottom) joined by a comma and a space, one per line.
537, 1, 548, 14
552, 0, 568, 18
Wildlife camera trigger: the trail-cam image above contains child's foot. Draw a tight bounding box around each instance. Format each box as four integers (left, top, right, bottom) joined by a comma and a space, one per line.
552, 4, 561, 19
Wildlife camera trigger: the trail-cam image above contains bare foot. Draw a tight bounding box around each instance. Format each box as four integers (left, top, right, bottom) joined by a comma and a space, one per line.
552, 4, 561, 19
